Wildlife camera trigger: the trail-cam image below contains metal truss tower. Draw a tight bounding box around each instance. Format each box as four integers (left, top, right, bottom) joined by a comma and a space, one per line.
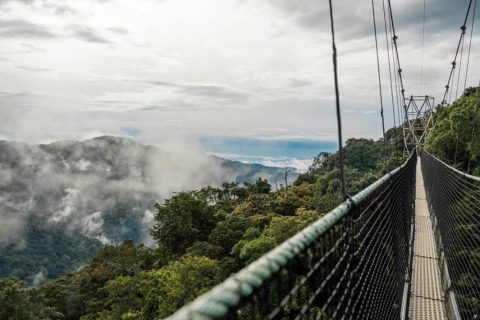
402, 95, 435, 155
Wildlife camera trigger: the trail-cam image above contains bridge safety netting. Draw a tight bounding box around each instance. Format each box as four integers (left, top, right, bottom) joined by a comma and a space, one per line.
422, 151, 480, 319
166, 154, 417, 320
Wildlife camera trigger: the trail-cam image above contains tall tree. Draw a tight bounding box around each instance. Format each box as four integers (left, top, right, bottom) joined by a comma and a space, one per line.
150, 192, 217, 259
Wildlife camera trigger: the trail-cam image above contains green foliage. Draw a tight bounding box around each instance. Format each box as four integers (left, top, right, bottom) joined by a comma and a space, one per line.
426, 87, 480, 174
267, 209, 319, 244
186, 241, 224, 260
272, 186, 312, 215
231, 193, 273, 216
245, 178, 272, 194
238, 235, 275, 264
150, 192, 217, 259
344, 138, 386, 171
0, 278, 63, 320
0, 218, 102, 284
231, 227, 274, 264
40, 275, 85, 320
81, 275, 144, 320
141, 255, 220, 319
207, 215, 255, 252
39, 241, 155, 320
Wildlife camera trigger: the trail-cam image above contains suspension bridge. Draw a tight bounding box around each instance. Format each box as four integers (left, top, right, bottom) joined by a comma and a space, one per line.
163, 0, 479, 318
163, 151, 480, 319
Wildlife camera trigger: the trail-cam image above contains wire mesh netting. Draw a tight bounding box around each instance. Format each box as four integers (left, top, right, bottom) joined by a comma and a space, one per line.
421, 151, 480, 319
166, 154, 417, 320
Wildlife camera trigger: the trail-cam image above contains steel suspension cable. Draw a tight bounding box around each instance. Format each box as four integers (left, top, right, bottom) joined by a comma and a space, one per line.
449, 62, 456, 104
464, 0, 477, 91
371, 0, 387, 165
387, 0, 406, 108
442, 0, 474, 105
392, 44, 404, 127
329, 0, 348, 199
382, 0, 399, 160
386, 0, 408, 140
455, 34, 466, 100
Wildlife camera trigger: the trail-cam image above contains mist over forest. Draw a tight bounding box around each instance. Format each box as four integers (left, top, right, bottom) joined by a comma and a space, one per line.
0, 135, 296, 282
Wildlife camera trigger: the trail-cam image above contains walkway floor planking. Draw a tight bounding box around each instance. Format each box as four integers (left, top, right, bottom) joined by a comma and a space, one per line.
409, 159, 447, 319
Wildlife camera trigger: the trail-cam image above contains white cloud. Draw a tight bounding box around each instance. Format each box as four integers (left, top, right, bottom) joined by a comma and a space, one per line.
32, 269, 47, 287
74, 159, 91, 171
50, 187, 78, 222
0, 0, 478, 149
210, 152, 312, 173
0, 208, 27, 248
141, 209, 156, 248
0, 136, 294, 247
80, 211, 108, 243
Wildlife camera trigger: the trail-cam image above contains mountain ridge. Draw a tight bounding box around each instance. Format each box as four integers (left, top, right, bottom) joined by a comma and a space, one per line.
0, 135, 298, 283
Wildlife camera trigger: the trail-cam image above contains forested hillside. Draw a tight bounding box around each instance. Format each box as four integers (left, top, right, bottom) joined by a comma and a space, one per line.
0, 136, 296, 284
0, 217, 101, 285
0, 137, 402, 320
425, 87, 480, 175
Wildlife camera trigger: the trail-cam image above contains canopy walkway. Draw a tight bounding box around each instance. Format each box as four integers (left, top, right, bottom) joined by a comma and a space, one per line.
165, 151, 480, 319
409, 158, 445, 319
164, 0, 480, 318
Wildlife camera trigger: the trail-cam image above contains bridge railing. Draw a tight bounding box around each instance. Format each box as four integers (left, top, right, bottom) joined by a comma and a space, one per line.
421, 151, 480, 319
165, 154, 417, 320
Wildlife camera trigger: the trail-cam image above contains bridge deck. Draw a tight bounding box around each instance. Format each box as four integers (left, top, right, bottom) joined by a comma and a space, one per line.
409, 159, 446, 319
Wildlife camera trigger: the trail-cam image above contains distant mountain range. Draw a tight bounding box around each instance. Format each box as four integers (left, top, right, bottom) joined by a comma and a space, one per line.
0, 136, 299, 283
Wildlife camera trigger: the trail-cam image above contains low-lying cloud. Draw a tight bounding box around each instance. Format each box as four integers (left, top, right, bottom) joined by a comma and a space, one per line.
0, 136, 293, 249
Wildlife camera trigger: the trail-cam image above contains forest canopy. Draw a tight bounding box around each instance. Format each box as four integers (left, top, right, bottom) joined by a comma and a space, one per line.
425, 87, 480, 175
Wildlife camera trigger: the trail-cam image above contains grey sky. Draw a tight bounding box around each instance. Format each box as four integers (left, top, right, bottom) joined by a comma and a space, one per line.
0, 0, 478, 147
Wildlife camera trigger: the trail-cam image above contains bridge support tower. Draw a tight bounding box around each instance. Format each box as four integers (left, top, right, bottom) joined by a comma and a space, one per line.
403, 95, 435, 156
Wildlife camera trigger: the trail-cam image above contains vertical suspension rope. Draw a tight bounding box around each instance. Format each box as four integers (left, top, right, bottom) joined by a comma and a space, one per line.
449, 60, 456, 104
371, 0, 387, 167
392, 44, 403, 130
464, 0, 477, 91
328, 0, 348, 199
387, 0, 408, 155
382, 0, 399, 161
442, 0, 474, 105
387, 0, 406, 104
455, 34, 466, 100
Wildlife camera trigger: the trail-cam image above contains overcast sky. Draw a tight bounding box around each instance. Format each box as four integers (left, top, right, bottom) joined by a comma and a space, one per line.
1, 0, 479, 149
